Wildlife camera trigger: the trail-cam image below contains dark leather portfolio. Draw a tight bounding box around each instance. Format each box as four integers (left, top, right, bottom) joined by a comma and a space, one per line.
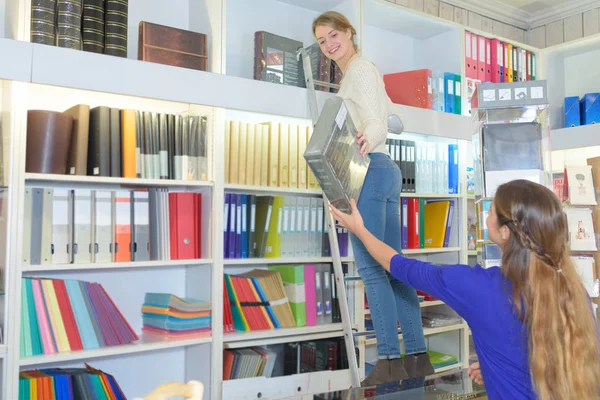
138, 21, 208, 71
26, 110, 74, 174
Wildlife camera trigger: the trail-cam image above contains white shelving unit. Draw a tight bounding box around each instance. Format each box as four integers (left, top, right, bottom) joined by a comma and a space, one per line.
0, 0, 572, 399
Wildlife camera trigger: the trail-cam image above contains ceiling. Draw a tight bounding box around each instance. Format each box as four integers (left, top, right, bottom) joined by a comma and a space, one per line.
501, 0, 566, 13
445, 0, 600, 29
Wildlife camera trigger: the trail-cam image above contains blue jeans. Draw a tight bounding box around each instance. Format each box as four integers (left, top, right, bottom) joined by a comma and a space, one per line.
350, 153, 426, 359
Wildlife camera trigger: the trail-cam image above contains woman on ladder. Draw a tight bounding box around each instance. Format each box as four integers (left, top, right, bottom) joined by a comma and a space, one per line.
312, 11, 434, 386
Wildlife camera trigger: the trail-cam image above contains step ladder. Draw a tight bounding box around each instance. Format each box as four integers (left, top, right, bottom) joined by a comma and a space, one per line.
297, 47, 365, 389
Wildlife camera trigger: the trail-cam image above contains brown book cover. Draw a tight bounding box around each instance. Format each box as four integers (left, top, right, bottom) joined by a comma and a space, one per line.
138, 21, 207, 71
26, 110, 74, 174
63, 104, 90, 175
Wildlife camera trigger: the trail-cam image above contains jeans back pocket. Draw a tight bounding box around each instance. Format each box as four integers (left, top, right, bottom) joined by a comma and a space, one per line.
368, 162, 401, 200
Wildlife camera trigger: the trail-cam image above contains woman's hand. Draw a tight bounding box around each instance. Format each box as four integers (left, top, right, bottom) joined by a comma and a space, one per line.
356, 132, 370, 156
468, 362, 484, 385
329, 198, 365, 237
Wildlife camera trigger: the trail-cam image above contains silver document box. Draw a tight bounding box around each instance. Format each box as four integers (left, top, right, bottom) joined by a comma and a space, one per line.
304, 96, 370, 214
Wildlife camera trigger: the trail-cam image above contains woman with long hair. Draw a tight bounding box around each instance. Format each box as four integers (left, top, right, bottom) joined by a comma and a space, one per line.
312, 11, 433, 385
329, 179, 600, 399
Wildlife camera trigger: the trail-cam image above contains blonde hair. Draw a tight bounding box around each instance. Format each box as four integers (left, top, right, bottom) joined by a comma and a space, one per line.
312, 11, 358, 52
495, 179, 600, 399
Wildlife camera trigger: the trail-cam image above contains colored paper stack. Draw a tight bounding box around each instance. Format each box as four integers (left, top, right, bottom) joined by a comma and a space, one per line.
141, 293, 212, 339
20, 278, 139, 357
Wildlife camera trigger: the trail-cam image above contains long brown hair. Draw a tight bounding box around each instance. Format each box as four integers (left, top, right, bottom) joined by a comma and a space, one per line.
312, 11, 358, 52
494, 179, 600, 399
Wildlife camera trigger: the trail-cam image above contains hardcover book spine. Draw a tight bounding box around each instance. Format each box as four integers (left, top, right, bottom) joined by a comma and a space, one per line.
56, 0, 83, 49
104, 0, 128, 57
254, 31, 265, 81
31, 0, 57, 45
82, 0, 105, 54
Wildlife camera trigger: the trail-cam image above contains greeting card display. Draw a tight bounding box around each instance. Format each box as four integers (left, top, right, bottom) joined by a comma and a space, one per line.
565, 165, 597, 205
304, 96, 370, 214
565, 208, 597, 251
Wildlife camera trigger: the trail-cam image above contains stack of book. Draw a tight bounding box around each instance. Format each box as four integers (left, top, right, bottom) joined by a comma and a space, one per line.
141, 293, 212, 339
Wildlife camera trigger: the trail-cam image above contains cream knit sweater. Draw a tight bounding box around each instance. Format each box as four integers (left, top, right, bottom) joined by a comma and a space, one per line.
336, 55, 398, 156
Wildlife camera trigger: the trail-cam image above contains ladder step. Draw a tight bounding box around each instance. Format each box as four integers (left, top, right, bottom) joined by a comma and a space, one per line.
311, 80, 341, 90
344, 275, 362, 281
353, 328, 402, 338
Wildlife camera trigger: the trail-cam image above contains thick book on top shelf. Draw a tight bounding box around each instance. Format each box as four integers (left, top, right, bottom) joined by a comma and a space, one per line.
138, 21, 208, 71
304, 97, 370, 214
254, 31, 303, 87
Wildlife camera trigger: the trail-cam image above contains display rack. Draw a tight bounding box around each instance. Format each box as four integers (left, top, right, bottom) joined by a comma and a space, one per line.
471, 80, 552, 270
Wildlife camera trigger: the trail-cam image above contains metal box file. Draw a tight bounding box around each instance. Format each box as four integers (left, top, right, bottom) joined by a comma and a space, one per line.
304, 96, 370, 214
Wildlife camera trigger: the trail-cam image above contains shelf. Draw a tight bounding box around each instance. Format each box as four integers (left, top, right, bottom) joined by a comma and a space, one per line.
402, 247, 461, 255
362, 0, 462, 81
24, 173, 213, 190
224, 257, 354, 266
19, 334, 212, 367
0, 40, 474, 140
274, 0, 347, 12
467, 250, 478, 256
22, 259, 214, 273
551, 124, 600, 151
365, 323, 465, 346
541, 34, 600, 130
364, 0, 455, 39
224, 184, 322, 196
433, 364, 461, 374
400, 193, 462, 198
224, 324, 344, 348
0, 38, 32, 83
0, 39, 472, 141
365, 300, 445, 314
393, 104, 474, 141
221, 369, 351, 400
28, 41, 332, 120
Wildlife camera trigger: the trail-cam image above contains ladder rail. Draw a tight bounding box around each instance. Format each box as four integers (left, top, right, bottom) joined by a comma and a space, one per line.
298, 47, 362, 389
325, 197, 361, 388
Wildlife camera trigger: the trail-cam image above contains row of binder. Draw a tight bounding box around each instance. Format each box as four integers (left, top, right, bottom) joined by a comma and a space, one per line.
19, 365, 126, 400
224, 264, 341, 333
383, 69, 462, 115
465, 31, 536, 83
34, 105, 208, 180
386, 139, 459, 195
401, 198, 455, 249
224, 193, 349, 259
225, 120, 319, 189
24, 188, 203, 265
